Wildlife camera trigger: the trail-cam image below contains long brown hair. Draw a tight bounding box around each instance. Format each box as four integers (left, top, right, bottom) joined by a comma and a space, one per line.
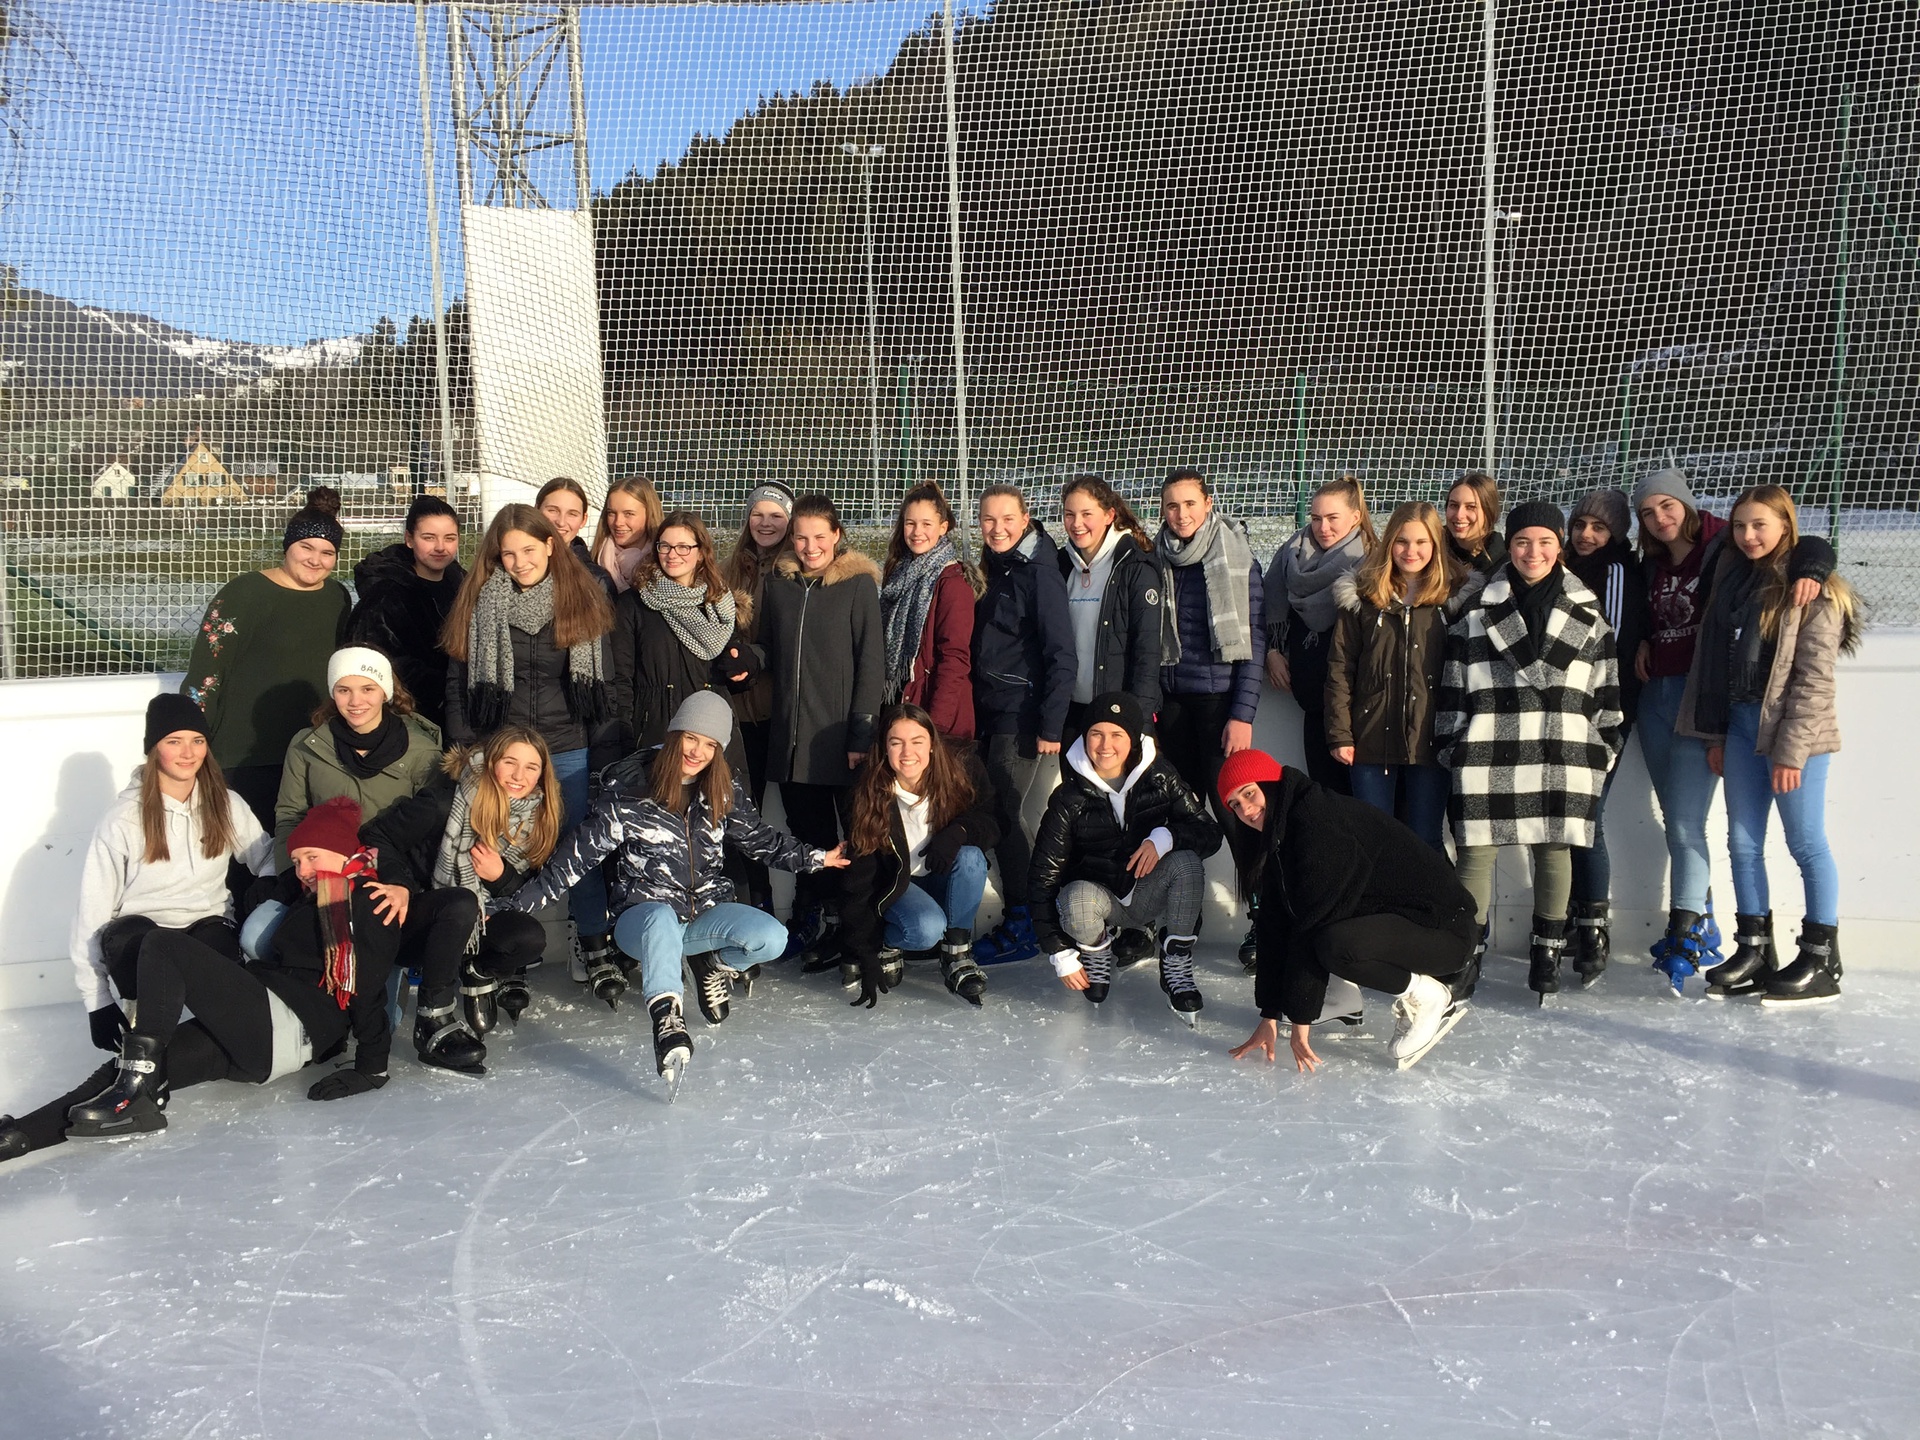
724, 505, 793, 595
1061, 475, 1153, 552
649, 729, 735, 822
1353, 501, 1463, 609
885, 483, 959, 579
591, 476, 663, 554
308, 645, 417, 728
1447, 472, 1504, 547
448, 725, 562, 868
1636, 494, 1704, 565
850, 705, 976, 856
638, 510, 729, 602
440, 505, 613, 659
1731, 485, 1863, 647
1312, 475, 1379, 549
139, 747, 239, 865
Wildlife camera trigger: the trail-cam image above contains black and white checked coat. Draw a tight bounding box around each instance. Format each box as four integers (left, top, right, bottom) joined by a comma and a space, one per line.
1434, 567, 1624, 848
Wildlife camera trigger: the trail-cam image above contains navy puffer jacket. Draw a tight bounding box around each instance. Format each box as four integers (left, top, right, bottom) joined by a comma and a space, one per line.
972, 522, 1077, 743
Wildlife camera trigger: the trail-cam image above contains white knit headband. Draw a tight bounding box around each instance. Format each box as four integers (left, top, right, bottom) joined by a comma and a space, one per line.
327, 647, 395, 703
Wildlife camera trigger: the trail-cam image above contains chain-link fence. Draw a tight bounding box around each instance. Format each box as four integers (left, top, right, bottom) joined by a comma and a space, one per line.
1, 0, 1914, 679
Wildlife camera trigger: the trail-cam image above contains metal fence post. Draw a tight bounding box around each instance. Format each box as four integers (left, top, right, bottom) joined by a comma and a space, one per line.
1293, 372, 1308, 527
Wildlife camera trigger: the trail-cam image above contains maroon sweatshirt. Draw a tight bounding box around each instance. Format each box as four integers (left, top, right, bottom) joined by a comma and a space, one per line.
1645, 510, 1726, 678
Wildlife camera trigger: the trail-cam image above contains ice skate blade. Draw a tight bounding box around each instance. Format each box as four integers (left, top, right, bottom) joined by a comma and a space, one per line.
68, 1124, 165, 1143
1760, 991, 1841, 1009
1577, 972, 1604, 991
419, 1061, 487, 1079
1394, 1004, 1466, 1070
1535, 990, 1558, 1007
658, 1052, 689, 1100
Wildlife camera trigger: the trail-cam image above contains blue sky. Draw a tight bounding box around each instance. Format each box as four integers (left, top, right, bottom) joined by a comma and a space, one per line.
3, 0, 938, 346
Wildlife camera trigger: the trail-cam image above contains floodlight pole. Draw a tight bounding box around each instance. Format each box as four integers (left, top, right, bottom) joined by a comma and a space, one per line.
415, 1, 457, 495
843, 142, 886, 524
1496, 208, 1523, 475
1481, 0, 1497, 476
940, 0, 973, 554
565, 5, 592, 213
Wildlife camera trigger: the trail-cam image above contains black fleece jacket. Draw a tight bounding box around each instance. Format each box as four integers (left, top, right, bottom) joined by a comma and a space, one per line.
346, 545, 465, 728
1248, 772, 1479, 1024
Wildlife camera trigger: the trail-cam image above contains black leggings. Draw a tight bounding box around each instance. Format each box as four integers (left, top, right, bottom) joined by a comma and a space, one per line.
1311, 913, 1472, 998
473, 910, 548, 980
1286, 626, 1350, 795
1156, 690, 1236, 832
395, 888, 481, 1012
98, 913, 241, 1001
780, 781, 854, 912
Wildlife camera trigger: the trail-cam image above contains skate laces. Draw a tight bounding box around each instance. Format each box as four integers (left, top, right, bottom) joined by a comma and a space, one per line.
1160, 938, 1197, 991
1081, 930, 1114, 985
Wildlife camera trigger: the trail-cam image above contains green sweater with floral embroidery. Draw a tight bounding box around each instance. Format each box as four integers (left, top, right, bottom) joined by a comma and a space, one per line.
182, 570, 352, 770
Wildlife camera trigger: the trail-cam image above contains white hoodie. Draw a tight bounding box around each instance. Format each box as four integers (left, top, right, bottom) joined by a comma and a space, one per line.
68, 772, 274, 1010
1050, 735, 1175, 976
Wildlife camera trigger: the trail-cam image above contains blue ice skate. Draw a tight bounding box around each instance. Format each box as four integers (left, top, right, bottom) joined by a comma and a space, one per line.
1649, 905, 1724, 998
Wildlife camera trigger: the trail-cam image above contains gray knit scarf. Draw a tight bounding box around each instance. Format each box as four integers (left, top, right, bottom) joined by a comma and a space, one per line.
464, 569, 608, 729
1273, 525, 1369, 635
880, 536, 958, 698
434, 755, 544, 951
637, 575, 736, 661
1155, 509, 1255, 665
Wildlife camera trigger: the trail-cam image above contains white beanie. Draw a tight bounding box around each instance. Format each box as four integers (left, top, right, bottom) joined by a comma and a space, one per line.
327, 646, 395, 703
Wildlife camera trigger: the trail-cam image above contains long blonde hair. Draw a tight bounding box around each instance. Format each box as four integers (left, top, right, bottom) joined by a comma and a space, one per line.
1352, 501, 1463, 609
448, 726, 562, 868
1312, 475, 1379, 550
139, 748, 238, 865
1730, 486, 1863, 648
592, 476, 663, 554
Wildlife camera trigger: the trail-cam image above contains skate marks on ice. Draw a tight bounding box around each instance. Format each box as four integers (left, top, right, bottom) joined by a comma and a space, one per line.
2, 953, 1919, 1437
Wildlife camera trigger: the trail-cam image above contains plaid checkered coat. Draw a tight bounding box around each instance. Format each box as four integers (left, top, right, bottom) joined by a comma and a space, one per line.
1434, 568, 1624, 848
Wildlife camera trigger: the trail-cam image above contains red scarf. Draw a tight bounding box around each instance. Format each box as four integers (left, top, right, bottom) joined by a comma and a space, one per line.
312, 849, 378, 1010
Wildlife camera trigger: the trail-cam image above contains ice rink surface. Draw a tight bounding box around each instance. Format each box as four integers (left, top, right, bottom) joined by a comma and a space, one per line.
3, 946, 1917, 1440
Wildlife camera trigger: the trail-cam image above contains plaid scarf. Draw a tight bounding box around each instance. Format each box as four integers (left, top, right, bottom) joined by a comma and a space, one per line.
313, 849, 378, 1010
880, 537, 958, 698
434, 759, 543, 951
1155, 509, 1255, 665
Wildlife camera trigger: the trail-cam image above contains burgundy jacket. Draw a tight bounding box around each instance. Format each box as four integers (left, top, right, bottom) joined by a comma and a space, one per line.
902, 562, 977, 742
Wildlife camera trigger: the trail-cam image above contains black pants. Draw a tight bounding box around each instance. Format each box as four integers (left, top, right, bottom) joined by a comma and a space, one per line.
395, 888, 481, 1012
1286, 626, 1350, 795
727, 719, 775, 907
780, 781, 854, 913
1156, 690, 1236, 831
982, 733, 1041, 907
133, 928, 292, 1082
98, 913, 242, 1001
1311, 913, 1471, 999
473, 910, 548, 980
225, 764, 283, 831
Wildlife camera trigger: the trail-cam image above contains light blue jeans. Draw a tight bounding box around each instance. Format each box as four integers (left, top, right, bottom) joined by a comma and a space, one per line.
1636, 675, 1719, 913
613, 901, 789, 1004
883, 845, 989, 950
1723, 702, 1838, 925
552, 747, 611, 937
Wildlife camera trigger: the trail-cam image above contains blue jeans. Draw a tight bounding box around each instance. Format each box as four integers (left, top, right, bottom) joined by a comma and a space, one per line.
552, 747, 611, 936
883, 845, 989, 950
1723, 702, 1838, 925
612, 901, 789, 1004
1636, 675, 1719, 913
1569, 721, 1632, 904
1349, 763, 1451, 852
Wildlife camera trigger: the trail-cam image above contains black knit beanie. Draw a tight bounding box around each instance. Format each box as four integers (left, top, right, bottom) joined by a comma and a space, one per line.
283, 486, 345, 552
145, 693, 211, 754
1082, 691, 1146, 760
1504, 499, 1566, 546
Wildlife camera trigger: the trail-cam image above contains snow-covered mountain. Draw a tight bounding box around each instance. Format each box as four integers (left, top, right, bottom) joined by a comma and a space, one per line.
0, 288, 365, 398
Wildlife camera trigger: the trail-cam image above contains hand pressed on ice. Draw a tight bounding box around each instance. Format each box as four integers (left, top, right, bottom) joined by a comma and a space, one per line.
1222, 719, 1253, 755
818, 843, 851, 869
1266, 651, 1292, 692
1125, 840, 1161, 879
469, 841, 505, 882
1289, 1023, 1321, 1072
367, 882, 410, 926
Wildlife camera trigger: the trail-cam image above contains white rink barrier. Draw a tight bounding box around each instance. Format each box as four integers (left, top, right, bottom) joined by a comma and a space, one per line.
2, 633, 1915, 1011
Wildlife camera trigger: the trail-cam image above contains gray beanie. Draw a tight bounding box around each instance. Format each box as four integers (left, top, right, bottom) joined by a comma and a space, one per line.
1630, 467, 1697, 516
1569, 487, 1631, 542
668, 690, 734, 747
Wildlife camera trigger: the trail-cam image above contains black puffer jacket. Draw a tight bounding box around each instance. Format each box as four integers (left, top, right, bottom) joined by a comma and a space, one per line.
346, 545, 465, 728
610, 586, 752, 771
1248, 771, 1479, 1025
1058, 537, 1163, 715
254, 881, 400, 1077
1028, 736, 1222, 954
356, 764, 533, 899
758, 549, 887, 786
837, 750, 1004, 970
571, 536, 617, 600
444, 622, 619, 766
973, 523, 1077, 742
501, 746, 825, 923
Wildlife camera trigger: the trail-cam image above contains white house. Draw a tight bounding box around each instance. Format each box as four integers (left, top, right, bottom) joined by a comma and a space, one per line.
90, 461, 140, 499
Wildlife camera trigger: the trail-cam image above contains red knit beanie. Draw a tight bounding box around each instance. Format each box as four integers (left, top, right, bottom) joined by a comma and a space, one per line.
1216, 750, 1284, 807
287, 795, 364, 859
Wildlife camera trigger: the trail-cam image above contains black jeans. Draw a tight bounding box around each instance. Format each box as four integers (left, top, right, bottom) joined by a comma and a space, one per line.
982, 733, 1042, 907
780, 781, 854, 913
730, 718, 775, 906
1569, 720, 1633, 906
1156, 690, 1236, 831
1311, 913, 1472, 999
98, 914, 241, 1001
1286, 622, 1349, 795
397, 888, 482, 1012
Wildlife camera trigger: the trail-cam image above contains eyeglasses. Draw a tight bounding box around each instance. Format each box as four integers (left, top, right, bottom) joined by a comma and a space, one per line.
656, 542, 699, 557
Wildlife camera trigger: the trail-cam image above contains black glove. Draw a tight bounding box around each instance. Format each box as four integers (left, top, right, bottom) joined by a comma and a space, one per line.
88, 1003, 129, 1053
307, 1069, 390, 1102
921, 823, 966, 875
711, 644, 761, 692
852, 955, 896, 1010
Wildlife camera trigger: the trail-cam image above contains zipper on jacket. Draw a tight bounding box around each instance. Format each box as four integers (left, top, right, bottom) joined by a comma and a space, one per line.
788, 580, 812, 765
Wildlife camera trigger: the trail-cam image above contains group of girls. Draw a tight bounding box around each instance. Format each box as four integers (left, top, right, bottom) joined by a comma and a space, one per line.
0, 461, 1863, 1163
1267, 467, 1856, 1015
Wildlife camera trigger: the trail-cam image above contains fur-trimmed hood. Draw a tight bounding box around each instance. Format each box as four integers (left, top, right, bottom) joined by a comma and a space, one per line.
1332, 567, 1485, 618
773, 548, 883, 587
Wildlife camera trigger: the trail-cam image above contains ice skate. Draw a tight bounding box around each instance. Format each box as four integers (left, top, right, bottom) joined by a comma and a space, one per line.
495, 971, 532, 1025
413, 1004, 487, 1075
66, 1034, 169, 1139
0, 1116, 28, 1163
972, 905, 1040, 965
1450, 923, 1488, 1003
840, 941, 894, 991
800, 929, 847, 976
650, 995, 693, 1095
1236, 925, 1259, 976
1761, 921, 1842, 1008
1158, 934, 1203, 1026
688, 951, 738, 1026
733, 964, 761, 999
1705, 912, 1775, 998
1569, 900, 1610, 989
939, 927, 987, 1007
1079, 932, 1116, 1004
567, 922, 590, 984
1389, 973, 1461, 1067
585, 940, 627, 1011
784, 905, 831, 962
1317, 975, 1365, 1028
459, 959, 499, 1037
1528, 916, 1566, 1006
1113, 925, 1158, 970
1650, 905, 1723, 999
